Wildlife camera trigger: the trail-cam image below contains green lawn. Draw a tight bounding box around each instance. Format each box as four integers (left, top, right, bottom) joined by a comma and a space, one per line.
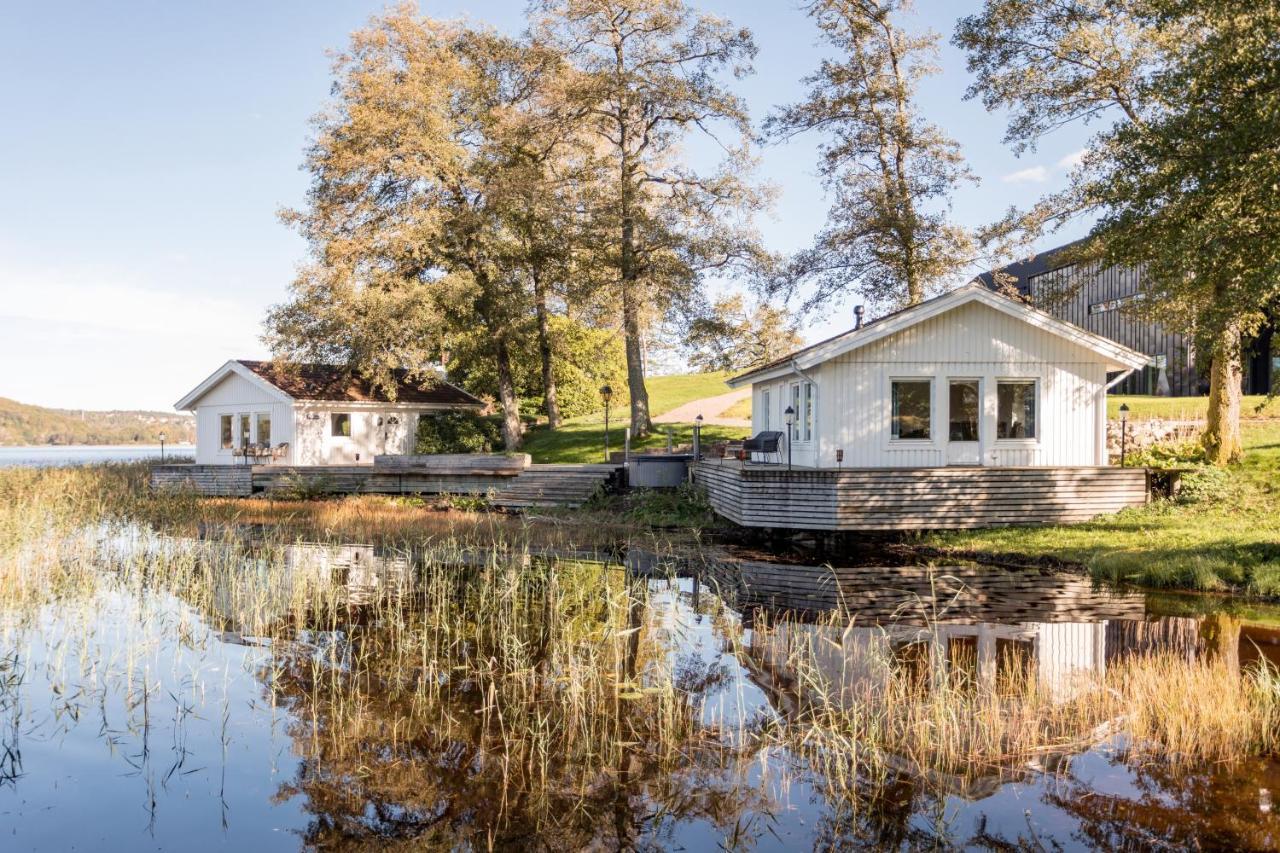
523, 372, 747, 463
1107, 394, 1278, 420
921, 422, 1280, 598
720, 395, 753, 420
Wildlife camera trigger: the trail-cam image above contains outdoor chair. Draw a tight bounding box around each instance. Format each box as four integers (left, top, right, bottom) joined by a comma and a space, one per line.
742, 430, 784, 464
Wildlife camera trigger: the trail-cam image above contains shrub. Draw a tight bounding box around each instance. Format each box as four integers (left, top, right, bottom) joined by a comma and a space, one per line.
1177, 466, 1236, 505
1126, 439, 1207, 469
416, 412, 502, 454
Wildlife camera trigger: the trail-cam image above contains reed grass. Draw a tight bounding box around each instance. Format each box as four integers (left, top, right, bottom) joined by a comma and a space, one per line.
3, 461, 1279, 844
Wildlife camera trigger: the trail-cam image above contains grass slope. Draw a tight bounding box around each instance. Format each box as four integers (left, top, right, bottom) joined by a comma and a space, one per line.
523, 372, 748, 463
1108, 394, 1278, 420
921, 422, 1280, 598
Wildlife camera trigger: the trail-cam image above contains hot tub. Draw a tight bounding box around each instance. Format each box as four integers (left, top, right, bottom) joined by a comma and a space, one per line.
628, 454, 693, 488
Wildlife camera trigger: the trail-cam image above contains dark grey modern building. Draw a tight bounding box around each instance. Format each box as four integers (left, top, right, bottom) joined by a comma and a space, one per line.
978, 241, 1275, 397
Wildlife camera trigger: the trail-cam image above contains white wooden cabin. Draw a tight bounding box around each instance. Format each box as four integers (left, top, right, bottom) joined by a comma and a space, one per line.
175, 360, 484, 466
728, 284, 1149, 468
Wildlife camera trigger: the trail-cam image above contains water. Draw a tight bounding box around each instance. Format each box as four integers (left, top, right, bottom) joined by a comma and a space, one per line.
2, 527, 1278, 850
0, 444, 195, 467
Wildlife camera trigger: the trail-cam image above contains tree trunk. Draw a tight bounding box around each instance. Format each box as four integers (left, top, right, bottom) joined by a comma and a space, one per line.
494, 336, 524, 451
620, 211, 652, 437
533, 273, 561, 429
1202, 322, 1243, 465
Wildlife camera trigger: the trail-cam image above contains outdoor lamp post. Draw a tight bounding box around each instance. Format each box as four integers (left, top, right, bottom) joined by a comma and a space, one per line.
600, 384, 613, 463
693, 414, 703, 460
159, 431, 166, 464
1119, 403, 1130, 466
783, 405, 796, 471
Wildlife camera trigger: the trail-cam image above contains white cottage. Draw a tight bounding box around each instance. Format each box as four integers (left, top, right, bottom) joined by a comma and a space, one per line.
175, 360, 484, 466
728, 284, 1149, 469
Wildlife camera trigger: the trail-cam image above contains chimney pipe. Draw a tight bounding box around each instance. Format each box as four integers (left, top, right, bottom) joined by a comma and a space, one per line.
854, 305, 865, 329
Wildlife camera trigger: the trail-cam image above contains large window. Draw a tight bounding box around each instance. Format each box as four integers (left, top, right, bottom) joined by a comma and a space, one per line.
331, 412, 352, 438
238, 414, 251, 449
997, 381, 1037, 439
789, 382, 813, 442
891, 380, 931, 440
220, 415, 233, 450
256, 413, 271, 447
949, 380, 980, 441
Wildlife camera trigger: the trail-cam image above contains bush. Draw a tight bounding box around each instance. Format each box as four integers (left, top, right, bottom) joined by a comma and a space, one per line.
1177, 466, 1236, 505
1126, 439, 1207, 469
415, 412, 502, 454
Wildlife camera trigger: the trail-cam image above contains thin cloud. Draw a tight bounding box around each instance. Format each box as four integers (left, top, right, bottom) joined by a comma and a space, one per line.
1000, 165, 1049, 184
1057, 149, 1086, 169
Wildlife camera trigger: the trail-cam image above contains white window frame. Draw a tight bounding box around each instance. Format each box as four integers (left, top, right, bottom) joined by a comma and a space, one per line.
760, 388, 771, 432
254, 411, 272, 448
219, 413, 234, 452
889, 377, 934, 443
788, 381, 814, 444
237, 412, 251, 449
994, 377, 1040, 444
331, 412, 353, 439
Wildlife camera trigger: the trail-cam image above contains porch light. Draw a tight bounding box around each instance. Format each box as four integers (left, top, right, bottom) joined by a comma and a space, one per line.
159, 431, 167, 464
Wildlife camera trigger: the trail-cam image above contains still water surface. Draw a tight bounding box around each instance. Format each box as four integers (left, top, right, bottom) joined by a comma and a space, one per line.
0, 444, 195, 467
2, 527, 1278, 850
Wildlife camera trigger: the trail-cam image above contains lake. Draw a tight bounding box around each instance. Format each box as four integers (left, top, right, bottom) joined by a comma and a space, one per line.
0, 444, 195, 467
3, 520, 1278, 850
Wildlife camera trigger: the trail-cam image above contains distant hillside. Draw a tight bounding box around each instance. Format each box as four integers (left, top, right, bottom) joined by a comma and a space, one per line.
0, 397, 194, 446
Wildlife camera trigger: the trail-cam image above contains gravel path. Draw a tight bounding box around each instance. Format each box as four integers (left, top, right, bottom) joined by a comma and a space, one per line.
653, 387, 751, 427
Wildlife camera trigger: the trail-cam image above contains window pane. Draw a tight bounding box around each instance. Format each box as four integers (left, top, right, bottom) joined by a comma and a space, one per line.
892, 381, 931, 439
948, 380, 980, 441
803, 382, 813, 441
761, 390, 770, 432
332, 413, 351, 437
256, 413, 271, 446
791, 384, 801, 440
997, 381, 1037, 439
220, 415, 233, 449
239, 414, 251, 448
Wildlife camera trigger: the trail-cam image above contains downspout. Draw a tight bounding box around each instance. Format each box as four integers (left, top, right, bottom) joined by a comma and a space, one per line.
1095, 367, 1140, 465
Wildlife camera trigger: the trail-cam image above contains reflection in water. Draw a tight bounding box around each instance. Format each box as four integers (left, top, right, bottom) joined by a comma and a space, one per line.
1, 527, 1278, 850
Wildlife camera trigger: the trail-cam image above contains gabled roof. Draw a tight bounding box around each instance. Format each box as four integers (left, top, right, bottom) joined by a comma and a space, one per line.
726, 283, 1150, 388
175, 360, 485, 411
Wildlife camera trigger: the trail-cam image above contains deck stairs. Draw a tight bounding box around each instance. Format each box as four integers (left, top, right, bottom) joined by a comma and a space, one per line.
491, 464, 624, 509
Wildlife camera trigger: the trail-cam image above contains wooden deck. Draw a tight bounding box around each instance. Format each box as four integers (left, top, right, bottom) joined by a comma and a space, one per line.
151, 462, 624, 508
694, 460, 1149, 531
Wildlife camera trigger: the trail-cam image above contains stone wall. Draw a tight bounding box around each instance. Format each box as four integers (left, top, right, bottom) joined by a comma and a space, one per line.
1106, 418, 1201, 461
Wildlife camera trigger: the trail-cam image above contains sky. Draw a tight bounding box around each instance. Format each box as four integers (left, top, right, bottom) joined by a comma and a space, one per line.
0, 1, 1099, 411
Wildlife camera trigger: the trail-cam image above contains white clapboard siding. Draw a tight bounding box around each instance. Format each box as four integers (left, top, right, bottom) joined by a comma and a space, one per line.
750, 300, 1116, 468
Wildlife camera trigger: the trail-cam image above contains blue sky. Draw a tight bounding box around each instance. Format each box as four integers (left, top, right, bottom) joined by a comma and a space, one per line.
0, 1, 1098, 410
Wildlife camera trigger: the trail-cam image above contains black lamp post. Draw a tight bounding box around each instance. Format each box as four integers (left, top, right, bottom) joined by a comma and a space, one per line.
783, 405, 796, 471
600, 384, 613, 462
159, 431, 167, 464
1119, 403, 1130, 466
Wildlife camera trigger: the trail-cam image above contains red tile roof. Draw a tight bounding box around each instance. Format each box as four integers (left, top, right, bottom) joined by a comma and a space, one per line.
237, 360, 484, 407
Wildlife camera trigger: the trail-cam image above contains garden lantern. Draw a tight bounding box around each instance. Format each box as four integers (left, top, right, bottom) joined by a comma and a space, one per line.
159, 431, 166, 463
1119, 403, 1130, 466
784, 405, 796, 471
600, 385, 613, 462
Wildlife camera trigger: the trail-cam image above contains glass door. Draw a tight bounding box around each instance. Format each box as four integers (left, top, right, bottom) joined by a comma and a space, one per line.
947, 379, 981, 465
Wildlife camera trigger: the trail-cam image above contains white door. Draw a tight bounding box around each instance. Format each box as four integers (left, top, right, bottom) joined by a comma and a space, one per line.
947, 379, 981, 465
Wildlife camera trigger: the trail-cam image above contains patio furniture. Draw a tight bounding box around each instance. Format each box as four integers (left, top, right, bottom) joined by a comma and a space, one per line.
742, 431, 784, 464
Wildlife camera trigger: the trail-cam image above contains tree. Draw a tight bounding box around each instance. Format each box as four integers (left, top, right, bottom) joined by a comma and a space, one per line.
531, 0, 769, 437
955, 0, 1280, 463
445, 315, 628, 420
267, 10, 570, 450
765, 0, 976, 312
683, 295, 803, 372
